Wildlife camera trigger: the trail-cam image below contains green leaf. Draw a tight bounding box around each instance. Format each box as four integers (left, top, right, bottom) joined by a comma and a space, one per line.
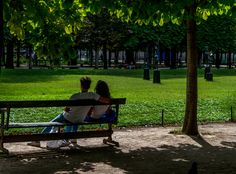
153, 20, 158, 27
159, 17, 164, 26
39, 0, 48, 7
127, 8, 132, 17
218, 9, 224, 15
64, 25, 73, 34
28, 20, 38, 29
203, 11, 209, 20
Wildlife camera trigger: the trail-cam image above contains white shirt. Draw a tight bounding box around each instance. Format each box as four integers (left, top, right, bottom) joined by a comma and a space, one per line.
63, 92, 100, 123
91, 105, 110, 119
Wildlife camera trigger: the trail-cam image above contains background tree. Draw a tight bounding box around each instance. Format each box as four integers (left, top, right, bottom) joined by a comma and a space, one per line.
76, 9, 128, 68
3, 0, 86, 67
81, 0, 236, 135
197, 15, 236, 68
157, 22, 186, 68
0, 0, 3, 70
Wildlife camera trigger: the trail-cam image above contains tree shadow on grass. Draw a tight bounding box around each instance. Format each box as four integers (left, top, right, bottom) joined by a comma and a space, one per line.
1, 137, 236, 174
0, 75, 60, 83
1, 68, 236, 84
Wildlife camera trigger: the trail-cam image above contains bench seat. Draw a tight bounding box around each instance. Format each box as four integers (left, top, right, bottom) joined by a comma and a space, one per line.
3, 130, 113, 143
6, 120, 117, 129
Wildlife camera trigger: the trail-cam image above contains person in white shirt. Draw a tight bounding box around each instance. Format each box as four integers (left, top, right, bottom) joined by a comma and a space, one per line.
42, 77, 110, 133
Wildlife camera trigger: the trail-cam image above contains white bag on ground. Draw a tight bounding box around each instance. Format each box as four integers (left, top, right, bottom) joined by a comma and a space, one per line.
46, 140, 66, 149
46, 127, 66, 149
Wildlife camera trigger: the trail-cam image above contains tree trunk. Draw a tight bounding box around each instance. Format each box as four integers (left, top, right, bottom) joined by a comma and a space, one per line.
147, 44, 153, 67
103, 42, 107, 69
220, 51, 223, 66
70, 58, 77, 65
114, 50, 119, 66
28, 47, 33, 69
164, 48, 170, 67
215, 50, 220, 69
126, 49, 135, 65
170, 48, 177, 69
94, 47, 99, 69
182, 1, 199, 135
228, 51, 232, 69
108, 49, 111, 67
159, 48, 163, 65
0, 0, 3, 70
6, 39, 14, 69
233, 53, 235, 65
197, 50, 202, 68
89, 47, 93, 66
16, 41, 21, 67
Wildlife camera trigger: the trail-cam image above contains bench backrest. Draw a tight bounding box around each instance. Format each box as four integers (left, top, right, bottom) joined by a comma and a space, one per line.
0, 98, 126, 108
0, 98, 126, 129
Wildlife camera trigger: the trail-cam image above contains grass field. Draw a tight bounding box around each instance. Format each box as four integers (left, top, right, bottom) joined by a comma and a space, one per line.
0, 68, 236, 132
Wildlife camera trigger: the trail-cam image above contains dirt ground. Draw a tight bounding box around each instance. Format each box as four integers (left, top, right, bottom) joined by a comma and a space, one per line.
0, 123, 236, 174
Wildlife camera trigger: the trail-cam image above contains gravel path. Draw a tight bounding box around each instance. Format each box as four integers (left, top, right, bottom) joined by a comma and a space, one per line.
0, 123, 236, 174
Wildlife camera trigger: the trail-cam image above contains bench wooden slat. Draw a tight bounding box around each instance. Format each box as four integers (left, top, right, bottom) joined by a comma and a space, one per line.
0, 98, 126, 108
3, 130, 113, 143
7, 121, 117, 128
8, 122, 66, 128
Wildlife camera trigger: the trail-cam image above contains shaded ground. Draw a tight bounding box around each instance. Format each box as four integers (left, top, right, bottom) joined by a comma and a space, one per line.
1, 123, 236, 174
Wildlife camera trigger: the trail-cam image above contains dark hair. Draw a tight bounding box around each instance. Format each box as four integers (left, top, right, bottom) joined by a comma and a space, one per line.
95, 80, 110, 98
80, 76, 91, 90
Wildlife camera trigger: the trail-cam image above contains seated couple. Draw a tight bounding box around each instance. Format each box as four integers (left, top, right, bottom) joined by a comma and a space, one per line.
29, 77, 115, 148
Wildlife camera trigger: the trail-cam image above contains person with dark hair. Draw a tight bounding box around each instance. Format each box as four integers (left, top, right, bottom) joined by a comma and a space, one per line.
84, 80, 116, 122
95, 80, 110, 98
91, 80, 111, 119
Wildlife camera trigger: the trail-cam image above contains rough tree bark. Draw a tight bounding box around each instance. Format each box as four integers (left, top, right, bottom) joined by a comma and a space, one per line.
6, 39, 14, 69
0, 0, 3, 70
182, 1, 199, 135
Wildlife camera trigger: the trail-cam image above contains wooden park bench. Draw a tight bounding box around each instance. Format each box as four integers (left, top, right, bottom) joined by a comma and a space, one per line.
0, 98, 126, 154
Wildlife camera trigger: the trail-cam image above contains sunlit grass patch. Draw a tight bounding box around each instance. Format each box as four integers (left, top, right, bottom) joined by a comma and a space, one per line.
0, 68, 236, 133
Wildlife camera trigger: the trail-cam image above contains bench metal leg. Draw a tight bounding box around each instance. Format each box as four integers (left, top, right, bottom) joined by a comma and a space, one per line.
0, 109, 9, 154
0, 130, 9, 155
0, 143, 9, 155
103, 137, 119, 147
103, 123, 119, 147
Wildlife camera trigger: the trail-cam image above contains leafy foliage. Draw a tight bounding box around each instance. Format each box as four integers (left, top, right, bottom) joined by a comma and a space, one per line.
82, 0, 235, 26
2, 0, 236, 66
197, 14, 236, 52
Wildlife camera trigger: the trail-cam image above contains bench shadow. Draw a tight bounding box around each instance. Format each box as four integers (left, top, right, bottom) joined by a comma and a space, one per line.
221, 141, 236, 148
1, 137, 236, 174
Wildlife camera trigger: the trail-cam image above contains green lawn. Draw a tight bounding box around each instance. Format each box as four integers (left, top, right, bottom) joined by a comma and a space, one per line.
0, 68, 236, 131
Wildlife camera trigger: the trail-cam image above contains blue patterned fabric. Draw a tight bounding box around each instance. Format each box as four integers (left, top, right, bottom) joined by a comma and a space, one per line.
84, 110, 116, 122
